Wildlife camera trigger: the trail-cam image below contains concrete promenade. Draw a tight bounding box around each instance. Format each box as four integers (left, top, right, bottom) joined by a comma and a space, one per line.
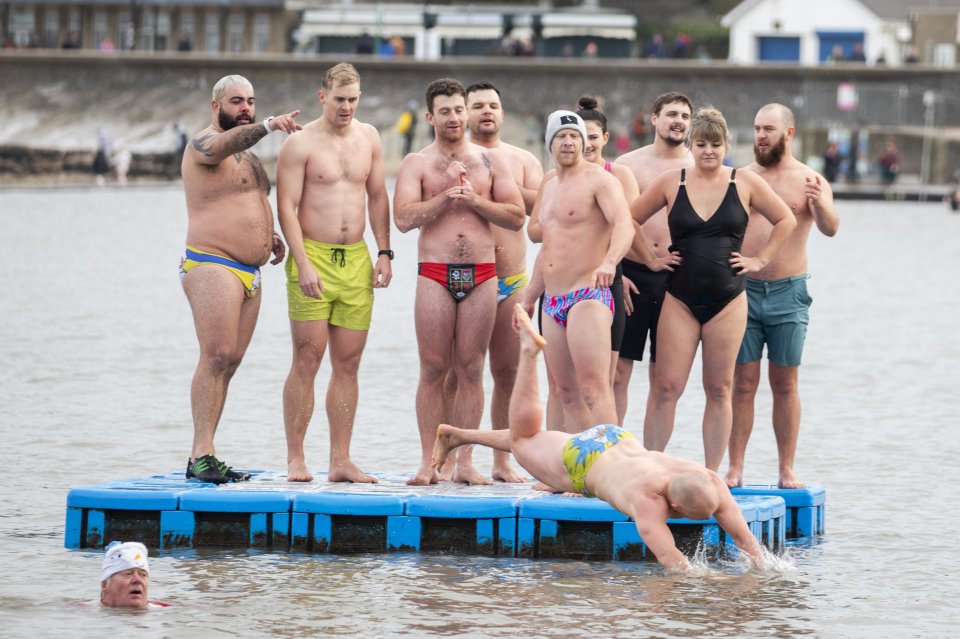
2, 50, 958, 187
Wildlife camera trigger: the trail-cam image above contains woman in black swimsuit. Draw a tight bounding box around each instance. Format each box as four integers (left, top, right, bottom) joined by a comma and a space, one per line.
630, 107, 796, 471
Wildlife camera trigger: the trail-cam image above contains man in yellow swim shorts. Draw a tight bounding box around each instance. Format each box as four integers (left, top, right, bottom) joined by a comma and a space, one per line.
430, 304, 765, 572
276, 63, 392, 484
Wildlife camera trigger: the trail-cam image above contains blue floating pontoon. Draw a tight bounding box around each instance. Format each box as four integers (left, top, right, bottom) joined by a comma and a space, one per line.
65, 471, 824, 560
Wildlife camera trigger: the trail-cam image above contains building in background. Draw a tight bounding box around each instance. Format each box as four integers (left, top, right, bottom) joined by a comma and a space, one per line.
722, 0, 960, 66
1, 0, 293, 53
294, 2, 637, 59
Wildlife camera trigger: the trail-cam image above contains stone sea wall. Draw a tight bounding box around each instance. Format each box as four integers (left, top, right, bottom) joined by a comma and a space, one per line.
2, 50, 959, 181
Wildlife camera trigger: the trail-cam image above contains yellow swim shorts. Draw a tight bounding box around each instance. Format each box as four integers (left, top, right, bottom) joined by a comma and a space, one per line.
179, 246, 261, 299
285, 239, 374, 329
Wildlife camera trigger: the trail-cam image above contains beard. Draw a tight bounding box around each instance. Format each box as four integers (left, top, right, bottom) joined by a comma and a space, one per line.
755, 134, 786, 167
218, 110, 253, 130
659, 128, 685, 148
437, 125, 464, 142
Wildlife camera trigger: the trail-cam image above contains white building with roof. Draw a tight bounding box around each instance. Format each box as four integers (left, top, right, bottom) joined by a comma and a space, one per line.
719, 0, 943, 65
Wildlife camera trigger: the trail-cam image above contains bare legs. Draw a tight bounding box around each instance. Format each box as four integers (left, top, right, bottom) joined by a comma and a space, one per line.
726, 361, 804, 488
441, 295, 527, 483
431, 306, 576, 493
182, 266, 260, 461
410, 278, 496, 485
486, 297, 527, 481
644, 293, 746, 472
614, 357, 656, 428
283, 320, 376, 483
725, 361, 759, 488
541, 300, 618, 431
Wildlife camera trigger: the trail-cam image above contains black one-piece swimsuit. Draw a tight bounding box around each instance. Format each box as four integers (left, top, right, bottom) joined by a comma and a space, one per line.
666, 168, 749, 324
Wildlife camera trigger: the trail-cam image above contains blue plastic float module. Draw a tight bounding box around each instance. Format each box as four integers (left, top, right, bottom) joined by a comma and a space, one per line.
731, 484, 825, 538
65, 472, 811, 558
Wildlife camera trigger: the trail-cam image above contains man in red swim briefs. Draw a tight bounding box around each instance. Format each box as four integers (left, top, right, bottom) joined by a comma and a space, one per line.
393, 78, 524, 485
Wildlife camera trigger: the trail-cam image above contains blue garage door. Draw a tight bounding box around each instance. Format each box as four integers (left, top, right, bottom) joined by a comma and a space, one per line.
758, 36, 801, 62
817, 31, 864, 61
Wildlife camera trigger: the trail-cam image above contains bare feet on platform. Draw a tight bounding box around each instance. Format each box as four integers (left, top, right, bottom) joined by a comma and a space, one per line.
492, 461, 528, 483
407, 464, 439, 486
779, 469, 805, 489
452, 463, 493, 486
328, 460, 378, 484
532, 481, 562, 493
514, 303, 547, 354
287, 459, 314, 483
723, 467, 742, 489
437, 455, 456, 482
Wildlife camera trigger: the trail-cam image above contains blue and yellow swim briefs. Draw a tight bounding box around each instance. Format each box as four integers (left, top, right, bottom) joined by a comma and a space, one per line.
179, 246, 261, 298
561, 424, 635, 496
497, 271, 529, 304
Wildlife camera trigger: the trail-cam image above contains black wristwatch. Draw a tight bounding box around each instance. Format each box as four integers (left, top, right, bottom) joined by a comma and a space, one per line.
378, 249, 394, 260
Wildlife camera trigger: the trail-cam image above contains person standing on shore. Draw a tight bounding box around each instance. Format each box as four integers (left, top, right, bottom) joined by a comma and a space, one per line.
179, 74, 301, 484
725, 103, 838, 489
393, 78, 524, 485
276, 63, 391, 484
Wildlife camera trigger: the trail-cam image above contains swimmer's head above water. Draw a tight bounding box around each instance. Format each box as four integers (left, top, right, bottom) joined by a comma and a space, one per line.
100, 541, 150, 609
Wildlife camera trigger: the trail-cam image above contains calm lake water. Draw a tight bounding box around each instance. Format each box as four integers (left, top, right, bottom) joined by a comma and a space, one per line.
1, 184, 958, 637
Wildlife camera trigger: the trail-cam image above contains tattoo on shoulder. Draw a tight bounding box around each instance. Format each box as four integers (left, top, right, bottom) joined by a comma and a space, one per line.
191, 132, 217, 157
481, 152, 492, 172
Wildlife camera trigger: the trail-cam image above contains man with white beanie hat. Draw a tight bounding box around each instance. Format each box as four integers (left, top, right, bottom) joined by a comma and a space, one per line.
544, 109, 588, 152
526, 109, 651, 432
100, 541, 158, 608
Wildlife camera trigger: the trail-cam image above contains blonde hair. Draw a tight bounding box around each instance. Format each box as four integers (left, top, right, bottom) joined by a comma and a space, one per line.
322, 62, 360, 90
689, 106, 730, 148
212, 75, 253, 102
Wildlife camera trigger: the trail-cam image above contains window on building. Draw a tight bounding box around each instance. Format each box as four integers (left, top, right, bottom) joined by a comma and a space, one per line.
44, 11, 59, 48
139, 9, 155, 50
933, 43, 955, 67
117, 11, 134, 50
204, 12, 221, 52
10, 7, 35, 47
68, 8, 81, 46
155, 11, 171, 50
93, 10, 108, 49
179, 12, 195, 51
227, 14, 245, 53
253, 13, 270, 52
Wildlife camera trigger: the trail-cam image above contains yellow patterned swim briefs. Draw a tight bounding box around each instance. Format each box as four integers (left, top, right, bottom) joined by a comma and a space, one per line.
561, 424, 635, 497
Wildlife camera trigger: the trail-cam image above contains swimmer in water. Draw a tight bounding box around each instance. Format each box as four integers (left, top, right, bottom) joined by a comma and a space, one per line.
431, 304, 765, 572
